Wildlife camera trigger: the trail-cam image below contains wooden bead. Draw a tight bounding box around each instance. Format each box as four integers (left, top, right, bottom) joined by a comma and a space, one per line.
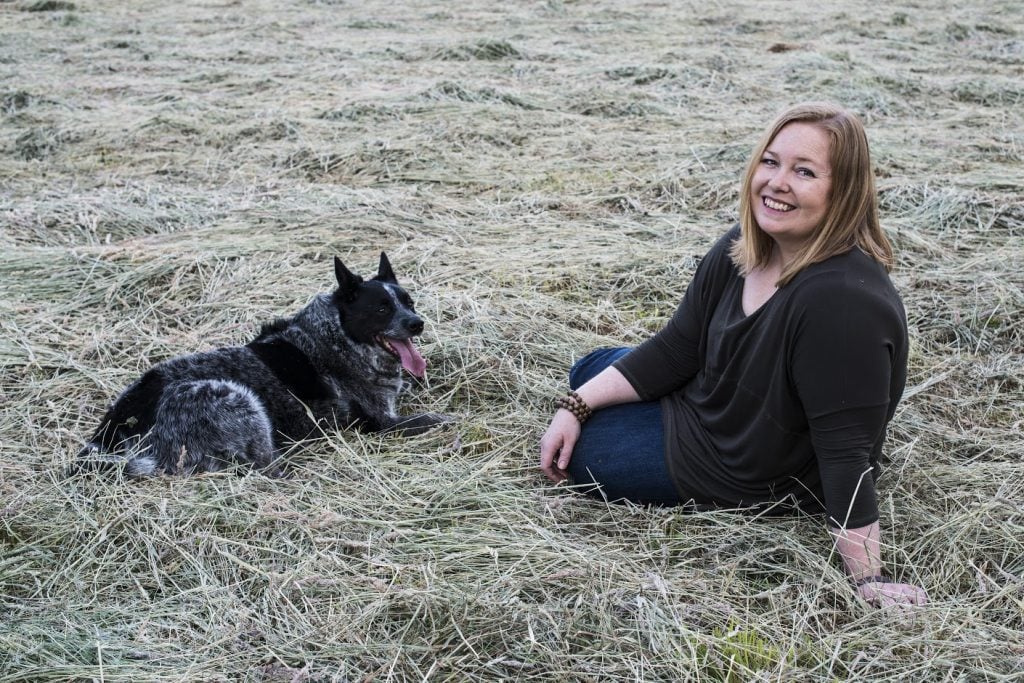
555, 391, 593, 424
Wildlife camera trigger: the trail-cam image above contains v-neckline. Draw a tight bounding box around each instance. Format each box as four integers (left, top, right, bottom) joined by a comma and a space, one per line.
741, 267, 781, 318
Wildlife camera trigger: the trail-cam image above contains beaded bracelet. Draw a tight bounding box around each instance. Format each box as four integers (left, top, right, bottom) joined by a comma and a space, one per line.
855, 575, 893, 587
556, 390, 593, 424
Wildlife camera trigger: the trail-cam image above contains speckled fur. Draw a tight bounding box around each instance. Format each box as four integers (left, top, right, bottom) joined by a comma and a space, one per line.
76, 254, 449, 476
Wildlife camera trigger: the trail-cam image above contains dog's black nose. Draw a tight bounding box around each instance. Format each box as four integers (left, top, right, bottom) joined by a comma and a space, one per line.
406, 318, 424, 335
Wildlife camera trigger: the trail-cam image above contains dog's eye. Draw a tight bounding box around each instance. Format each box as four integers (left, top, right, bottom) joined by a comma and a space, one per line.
377, 305, 388, 314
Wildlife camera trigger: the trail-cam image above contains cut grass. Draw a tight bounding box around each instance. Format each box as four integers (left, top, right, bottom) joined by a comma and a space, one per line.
1, 0, 1022, 680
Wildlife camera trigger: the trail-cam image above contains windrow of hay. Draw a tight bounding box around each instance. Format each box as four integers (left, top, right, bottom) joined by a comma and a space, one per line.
2, 0, 1022, 680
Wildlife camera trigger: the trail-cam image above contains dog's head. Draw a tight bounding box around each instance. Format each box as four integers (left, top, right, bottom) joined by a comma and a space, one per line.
332, 253, 427, 379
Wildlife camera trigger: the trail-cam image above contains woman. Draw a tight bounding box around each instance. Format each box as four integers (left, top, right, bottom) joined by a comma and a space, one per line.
539, 102, 927, 608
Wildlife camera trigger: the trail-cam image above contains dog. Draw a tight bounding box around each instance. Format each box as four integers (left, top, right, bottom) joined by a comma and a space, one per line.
75, 253, 450, 476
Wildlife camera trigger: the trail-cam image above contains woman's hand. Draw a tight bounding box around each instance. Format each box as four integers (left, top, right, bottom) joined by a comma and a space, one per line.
831, 522, 927, 609
539, 409, 581, 482
539, 367, 639, 482
857, 580, 928, 608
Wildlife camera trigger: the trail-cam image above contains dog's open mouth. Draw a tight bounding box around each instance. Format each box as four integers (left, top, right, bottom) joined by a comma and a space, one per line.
377, 336, 427, 379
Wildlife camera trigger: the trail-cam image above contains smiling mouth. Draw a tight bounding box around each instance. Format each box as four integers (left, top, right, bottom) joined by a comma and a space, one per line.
377, 336, 400, 356
374, 334, 427, 379
763, 196, 795, 212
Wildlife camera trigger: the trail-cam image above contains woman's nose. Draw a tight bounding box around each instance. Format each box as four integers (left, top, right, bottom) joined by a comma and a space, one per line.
767, 169, 790, 192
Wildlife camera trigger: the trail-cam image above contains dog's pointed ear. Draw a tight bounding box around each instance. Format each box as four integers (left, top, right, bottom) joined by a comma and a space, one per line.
376, 252, 398, 284
334, 256, 362, 300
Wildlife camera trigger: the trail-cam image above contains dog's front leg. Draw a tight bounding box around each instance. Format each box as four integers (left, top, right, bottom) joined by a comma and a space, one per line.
382, 412, 455, 436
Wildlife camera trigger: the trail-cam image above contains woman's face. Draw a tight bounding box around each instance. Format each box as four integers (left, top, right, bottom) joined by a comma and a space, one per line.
750, 122, 833, 253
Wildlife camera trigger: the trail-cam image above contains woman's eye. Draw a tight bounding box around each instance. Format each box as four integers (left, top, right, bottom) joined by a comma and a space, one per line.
761, 157, 777, 166
797, 167, 816, 177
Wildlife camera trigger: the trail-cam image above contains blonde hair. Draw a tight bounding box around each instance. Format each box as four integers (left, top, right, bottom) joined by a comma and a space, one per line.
730, 102, 894, 287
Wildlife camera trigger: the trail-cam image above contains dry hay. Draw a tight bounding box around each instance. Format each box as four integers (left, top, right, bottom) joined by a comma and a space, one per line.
1, 0, 1022, 680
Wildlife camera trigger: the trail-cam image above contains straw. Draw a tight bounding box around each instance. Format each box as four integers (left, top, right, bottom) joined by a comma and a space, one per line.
2, 0, 1021, 679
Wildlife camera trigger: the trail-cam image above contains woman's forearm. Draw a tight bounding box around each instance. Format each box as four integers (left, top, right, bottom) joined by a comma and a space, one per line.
830, 520, 884, 581
573, 366, 641, 410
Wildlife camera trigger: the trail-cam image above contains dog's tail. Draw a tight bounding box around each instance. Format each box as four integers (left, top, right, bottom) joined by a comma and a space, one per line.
67, 443, 159, 478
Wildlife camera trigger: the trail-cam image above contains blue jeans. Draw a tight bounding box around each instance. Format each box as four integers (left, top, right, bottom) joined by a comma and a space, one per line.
566, 348, 682, 506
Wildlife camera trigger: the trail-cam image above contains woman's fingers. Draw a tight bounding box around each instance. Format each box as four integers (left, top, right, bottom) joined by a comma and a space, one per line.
859, 581, 928, 608
539, 412, 580, 482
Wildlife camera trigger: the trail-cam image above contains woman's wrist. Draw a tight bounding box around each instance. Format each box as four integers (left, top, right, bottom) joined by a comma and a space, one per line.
854, 574, 891, 587
556, 390, 593, 424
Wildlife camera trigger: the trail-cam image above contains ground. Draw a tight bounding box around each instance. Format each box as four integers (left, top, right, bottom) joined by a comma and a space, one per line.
1, 0, 1022, 680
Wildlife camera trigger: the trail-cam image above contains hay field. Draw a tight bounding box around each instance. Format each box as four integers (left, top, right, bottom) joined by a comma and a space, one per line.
2, 0, 1022, 679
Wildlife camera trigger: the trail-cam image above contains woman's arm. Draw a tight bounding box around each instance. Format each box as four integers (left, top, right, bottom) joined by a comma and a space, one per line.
539, 229, 738, 485
788, 271, 925, 606
831, 521, 928, 606
539, 366, 639, 482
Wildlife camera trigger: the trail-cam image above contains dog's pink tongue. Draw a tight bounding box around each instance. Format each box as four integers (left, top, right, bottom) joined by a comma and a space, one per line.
388, 337, 427, 379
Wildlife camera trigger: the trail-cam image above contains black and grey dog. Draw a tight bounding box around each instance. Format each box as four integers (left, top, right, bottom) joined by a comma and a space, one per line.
76, 253, 450, 476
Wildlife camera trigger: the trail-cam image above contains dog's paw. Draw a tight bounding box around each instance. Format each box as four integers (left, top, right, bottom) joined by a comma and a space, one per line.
266, 467, 291, 479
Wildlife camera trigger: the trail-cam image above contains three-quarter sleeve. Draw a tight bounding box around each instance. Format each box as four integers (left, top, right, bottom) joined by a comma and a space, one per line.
612, 289, 704, 400
790, 274, 905, 528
